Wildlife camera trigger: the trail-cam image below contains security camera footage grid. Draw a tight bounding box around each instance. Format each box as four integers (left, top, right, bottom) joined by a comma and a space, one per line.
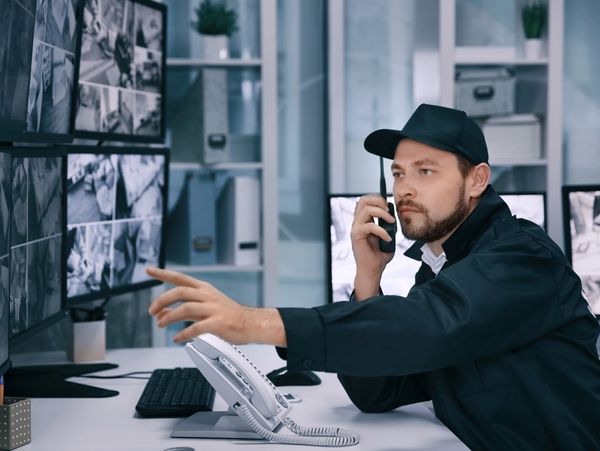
1, 153, 11, 369
567, 190, 600, 315
329, 194, 547, 303
67, 153, 164, 299
0, 0, 35, 130
9, 155, 63, 338
26, 0, 83, 135
75, 0, 163, 138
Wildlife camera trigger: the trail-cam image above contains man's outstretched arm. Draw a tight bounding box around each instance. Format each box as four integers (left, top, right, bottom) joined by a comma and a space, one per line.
146, 266, 287, 346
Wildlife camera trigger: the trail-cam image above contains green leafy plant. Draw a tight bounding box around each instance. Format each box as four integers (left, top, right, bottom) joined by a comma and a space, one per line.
521, 1, 547, 39
191, 0, 239, 37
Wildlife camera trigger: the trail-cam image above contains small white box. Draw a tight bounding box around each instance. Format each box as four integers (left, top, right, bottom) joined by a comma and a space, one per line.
482, 114, 542, 162
216, 176, 261, 266
67, 319, 106, 363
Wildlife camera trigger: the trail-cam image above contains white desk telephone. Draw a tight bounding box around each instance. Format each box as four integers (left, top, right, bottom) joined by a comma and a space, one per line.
171, 333, 359, 447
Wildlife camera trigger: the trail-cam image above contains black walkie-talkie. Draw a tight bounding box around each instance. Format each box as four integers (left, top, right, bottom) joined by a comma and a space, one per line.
377, 157, 397, 253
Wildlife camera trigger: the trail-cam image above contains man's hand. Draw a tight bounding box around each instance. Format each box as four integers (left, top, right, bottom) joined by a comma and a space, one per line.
351, 194, 396, 300
146, 267, 286, 346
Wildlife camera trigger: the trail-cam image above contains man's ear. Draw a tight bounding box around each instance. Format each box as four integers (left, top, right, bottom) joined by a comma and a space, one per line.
468, 163, 491, 198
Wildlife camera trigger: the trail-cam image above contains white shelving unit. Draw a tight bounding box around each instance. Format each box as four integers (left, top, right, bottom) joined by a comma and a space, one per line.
439, 0, 564, 246
156, 0, 277, 326
166, 58, 262, 67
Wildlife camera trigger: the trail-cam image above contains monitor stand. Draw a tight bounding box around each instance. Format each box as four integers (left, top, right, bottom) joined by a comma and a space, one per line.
4, 362, 120, 398
6, 302, 119, 398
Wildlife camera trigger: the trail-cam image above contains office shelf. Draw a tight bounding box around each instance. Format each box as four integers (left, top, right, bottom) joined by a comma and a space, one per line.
489, 158, 548, 167
166, 263, 264, 273
440, 0, 564, 246
169, 162, 263, 171
166, 58, 262, 68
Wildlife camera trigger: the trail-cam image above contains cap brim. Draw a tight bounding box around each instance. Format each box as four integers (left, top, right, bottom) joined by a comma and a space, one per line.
364, 129, 464, 160
364, 129, 405, 159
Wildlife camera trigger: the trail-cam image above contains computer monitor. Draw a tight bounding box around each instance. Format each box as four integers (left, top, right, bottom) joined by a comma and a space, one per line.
0, 151, 11, 376
328, 191, 548, 303
0, 0, 36, 141
73, 0, 166, 143
562, 185, 600, 316
23, 0, 85, 141
66, 147, 168, 305
499, 191, 546, 231
9, 148, 66, 344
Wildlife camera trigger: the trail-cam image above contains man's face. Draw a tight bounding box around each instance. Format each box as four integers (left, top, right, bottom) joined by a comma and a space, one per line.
392, 139, 471, 243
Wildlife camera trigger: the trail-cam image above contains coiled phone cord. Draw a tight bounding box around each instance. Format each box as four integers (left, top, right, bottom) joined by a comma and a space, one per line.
236, 404, 360, 447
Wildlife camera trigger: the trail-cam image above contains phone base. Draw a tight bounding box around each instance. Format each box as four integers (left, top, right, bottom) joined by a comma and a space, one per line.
171, 411, 263, 440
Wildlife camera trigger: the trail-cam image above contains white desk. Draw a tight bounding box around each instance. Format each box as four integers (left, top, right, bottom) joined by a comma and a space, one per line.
20, 346, 467, 451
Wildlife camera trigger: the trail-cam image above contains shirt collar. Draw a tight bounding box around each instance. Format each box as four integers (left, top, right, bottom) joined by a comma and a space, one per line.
420, 243, 447, 275
404, 185, 511, 263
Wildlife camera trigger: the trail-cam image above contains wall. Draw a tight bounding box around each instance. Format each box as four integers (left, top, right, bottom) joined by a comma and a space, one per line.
276, 0, 327, 308
563, 0, 600, 184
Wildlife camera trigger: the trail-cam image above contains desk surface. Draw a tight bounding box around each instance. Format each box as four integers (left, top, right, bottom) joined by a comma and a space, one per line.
20, 346, 466, 451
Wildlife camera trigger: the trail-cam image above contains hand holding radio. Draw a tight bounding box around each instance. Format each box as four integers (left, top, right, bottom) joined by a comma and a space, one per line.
351, 195, 396, 272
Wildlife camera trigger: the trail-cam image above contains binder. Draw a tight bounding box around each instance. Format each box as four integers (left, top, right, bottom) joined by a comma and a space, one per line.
167, 172, 217, 265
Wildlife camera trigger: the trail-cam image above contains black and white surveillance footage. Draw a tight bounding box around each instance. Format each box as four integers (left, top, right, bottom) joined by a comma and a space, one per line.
76, 0, 163, 137
0, 0, 35, 125
66, 153, 164, 297
568, 191, 600, 314
9, 156, 64, 337
26, 0, 82, 134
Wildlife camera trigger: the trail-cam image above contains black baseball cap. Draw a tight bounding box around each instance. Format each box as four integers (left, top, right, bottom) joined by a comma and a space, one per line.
364, 103, 489, 164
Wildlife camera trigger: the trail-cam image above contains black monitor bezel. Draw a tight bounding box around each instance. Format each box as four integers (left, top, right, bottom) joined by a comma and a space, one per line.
0, 0, 37, 142
19, 0, 86, 144
8, 146, 68, 346
326, 193, 396, 304
562, 184, 600, 318
326, 190, 549, 303
561, 184, 600, 264
496, 190, 547, 232
72, 0, 167, 144
65, 145, 169, 305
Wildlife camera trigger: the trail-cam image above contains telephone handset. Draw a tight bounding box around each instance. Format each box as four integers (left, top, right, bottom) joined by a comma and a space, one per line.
185, 334, 359, 447
377, 156, 397, 253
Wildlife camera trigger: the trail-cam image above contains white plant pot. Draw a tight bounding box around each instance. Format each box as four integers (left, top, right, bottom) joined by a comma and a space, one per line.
201, 34, 229, 60
524, 38, 544, 60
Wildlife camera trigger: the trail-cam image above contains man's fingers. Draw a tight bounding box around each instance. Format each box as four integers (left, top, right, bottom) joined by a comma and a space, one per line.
149, 285, 203, 315
356, 194, 388, 214
157, 302, 208, 328
354, 204, 396, 226
355, 222, 393, 243
146, 267, 204, 289
173, 321, 207, 344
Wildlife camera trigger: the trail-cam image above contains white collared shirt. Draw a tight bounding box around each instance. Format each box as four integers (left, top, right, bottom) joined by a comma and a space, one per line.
420, 243, 447, 276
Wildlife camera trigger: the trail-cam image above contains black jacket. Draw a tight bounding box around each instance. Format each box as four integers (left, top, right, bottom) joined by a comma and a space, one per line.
277, 186, 600, 450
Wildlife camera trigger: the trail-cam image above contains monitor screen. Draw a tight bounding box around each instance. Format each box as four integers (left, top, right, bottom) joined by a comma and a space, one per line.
73, 0, 166, 143
0, 151, 11, 375
24, 0, 84, 141
0, 0, 36, 139
66, 147, 167, 304
328, 191, 548, 303
500, 191, 546, 231
9, 149, 66, 343
562, 185, 600, 316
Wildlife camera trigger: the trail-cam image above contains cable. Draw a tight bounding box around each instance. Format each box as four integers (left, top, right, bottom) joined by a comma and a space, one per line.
236, 404, 359, 447
78, 371, 152, 380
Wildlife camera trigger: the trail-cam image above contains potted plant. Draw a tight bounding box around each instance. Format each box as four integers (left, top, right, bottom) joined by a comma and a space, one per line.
191, 0, 239, 59
521, 1, 547, 59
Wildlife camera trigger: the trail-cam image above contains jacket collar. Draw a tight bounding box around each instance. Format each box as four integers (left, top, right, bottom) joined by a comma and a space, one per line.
404, 185, 511, 263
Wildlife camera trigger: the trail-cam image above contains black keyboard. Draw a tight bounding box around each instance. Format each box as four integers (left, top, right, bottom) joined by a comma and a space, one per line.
135, 367, 216, 418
